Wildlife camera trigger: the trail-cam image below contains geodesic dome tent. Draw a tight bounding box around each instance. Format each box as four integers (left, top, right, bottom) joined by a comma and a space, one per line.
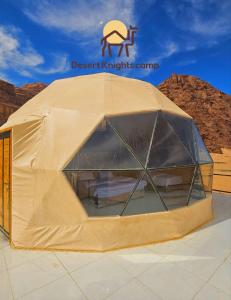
0, 73, 213, 251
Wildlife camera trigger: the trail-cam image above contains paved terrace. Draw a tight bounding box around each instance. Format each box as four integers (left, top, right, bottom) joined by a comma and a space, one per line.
0, 192, 230, 300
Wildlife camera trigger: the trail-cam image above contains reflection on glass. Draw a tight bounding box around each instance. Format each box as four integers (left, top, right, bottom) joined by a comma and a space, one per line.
148, 114, 194, 168
149, 166, 195, 209
122, 173, 166, 215
199, 163, 213, 196
162, 113, 196, 161
108, 112, 157, 166
188, 166, 206, 205
192, 124, 212, 163
63, 111, 211, 217
64, 170, 142, 216
65, 119, 142, 170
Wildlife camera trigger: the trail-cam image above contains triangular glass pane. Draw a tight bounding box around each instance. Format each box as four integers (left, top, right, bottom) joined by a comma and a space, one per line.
64, 170, 142, 216
192, 124, 212, 164
108, 112, 157, 166
188, 166, 206, 205
162, 112, 196, 162
122, 173, 166, 216
65, 119, 142, 170
149, 166, 195, 210
148, 114, 194, 168
199, 163, 213, 195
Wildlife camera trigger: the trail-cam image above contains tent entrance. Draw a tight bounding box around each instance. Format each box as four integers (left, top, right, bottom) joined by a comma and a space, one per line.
0, 131, 11, 237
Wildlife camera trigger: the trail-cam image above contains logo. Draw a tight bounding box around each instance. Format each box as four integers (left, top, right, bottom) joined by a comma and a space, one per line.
101, 20, 138, 57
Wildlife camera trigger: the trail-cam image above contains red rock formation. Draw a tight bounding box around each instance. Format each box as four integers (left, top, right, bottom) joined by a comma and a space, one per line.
0, 75, 230, 153
158, 73, 231, 153
0, 80, 47, 125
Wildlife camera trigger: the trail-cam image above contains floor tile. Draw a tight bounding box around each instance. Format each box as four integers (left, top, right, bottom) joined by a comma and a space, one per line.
146, 239, 181, 256
71, 256, 132, 300
209, 258, 231, 295
138, 262, 205, 300
0, 251, 6, 272
0, 231, 9, 249
55, 251, 103, 272
3, 246, 45, 270
194, 283, 230, 300
9, 253, 67, 298
107, 279, 161, 300
20, 275, 86, 300
109, 247, 163, 276
0, 270, 14, 300
172, 249, 226, 282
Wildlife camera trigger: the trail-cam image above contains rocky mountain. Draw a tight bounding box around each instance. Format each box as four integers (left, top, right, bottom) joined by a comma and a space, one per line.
0, 80, 47, 125
158, 74, 231, 153
0, 74, 230, 153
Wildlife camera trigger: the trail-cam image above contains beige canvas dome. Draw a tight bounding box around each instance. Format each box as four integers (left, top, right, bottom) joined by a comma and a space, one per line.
0, 73, 213, 251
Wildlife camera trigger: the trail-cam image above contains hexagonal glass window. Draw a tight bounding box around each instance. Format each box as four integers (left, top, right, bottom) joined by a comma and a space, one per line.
63, 112, 210, 217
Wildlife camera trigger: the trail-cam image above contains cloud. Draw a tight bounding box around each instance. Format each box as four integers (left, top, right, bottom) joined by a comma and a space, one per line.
163, 0, 231, 38
151, 41, 179, 63
176, 58, 197, 66
35, 54, 69, 74
23, 0, 135, 37
0, 26, 43, 70
0, 25, 70, 81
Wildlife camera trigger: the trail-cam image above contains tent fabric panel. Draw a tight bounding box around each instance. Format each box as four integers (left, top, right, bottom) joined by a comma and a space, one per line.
105, 75, 162, 115
11, 196, 212, 251
33, 108, 104, 170
151, 86, 191, 118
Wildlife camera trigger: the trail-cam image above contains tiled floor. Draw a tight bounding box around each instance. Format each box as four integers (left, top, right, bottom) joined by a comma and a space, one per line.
0, 192, 230, 300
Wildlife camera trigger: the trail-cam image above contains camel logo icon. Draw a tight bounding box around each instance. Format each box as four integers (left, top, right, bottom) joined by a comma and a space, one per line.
101, 20, 138, 57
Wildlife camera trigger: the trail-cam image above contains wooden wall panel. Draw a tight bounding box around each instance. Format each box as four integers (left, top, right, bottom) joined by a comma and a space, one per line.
0, 139, 2, 227
3, 138, 10, 233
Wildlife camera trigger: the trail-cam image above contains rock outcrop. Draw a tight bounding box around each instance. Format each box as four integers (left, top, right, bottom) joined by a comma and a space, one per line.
0, 80, 47, 125
0, 75, 230, 153
158, 73, 231, 153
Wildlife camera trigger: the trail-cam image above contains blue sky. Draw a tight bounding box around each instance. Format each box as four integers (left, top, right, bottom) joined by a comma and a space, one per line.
0, 0, 230, 93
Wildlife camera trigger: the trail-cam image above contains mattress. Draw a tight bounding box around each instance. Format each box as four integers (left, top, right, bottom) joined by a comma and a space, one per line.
152, 173, 182, 187
93, 177, 146, 199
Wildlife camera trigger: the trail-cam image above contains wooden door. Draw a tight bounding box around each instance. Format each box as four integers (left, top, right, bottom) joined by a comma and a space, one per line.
0, 131, 11, 236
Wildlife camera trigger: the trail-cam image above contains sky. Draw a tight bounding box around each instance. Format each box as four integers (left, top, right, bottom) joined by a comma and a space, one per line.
0, 0, 230, 94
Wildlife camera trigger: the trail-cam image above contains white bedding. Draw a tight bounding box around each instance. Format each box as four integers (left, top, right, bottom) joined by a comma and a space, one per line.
91, 177, 146, 199
152, 173, 182, 187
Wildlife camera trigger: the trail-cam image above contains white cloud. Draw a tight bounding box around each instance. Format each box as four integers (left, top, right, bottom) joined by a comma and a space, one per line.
36, 55, 69, 74
152, 41, 179, 63
163, 0, 231, 38
0, 26, 43, 69
176, 58, 197, 66
23, 0, 135, 36
0, 25, 70, 80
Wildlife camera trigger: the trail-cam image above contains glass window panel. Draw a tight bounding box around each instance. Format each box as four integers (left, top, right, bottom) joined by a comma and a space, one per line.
64, 170, 142, 216
199, 163, 213, 196
192, 124, 212, 164
108, 112, 157, 166
149, 166, 195, 210
188, 166, 206, 205
65, 119, 142, 170
122, 173, 166, 216
162, 112, 196, 161
148, 114, 194, 168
